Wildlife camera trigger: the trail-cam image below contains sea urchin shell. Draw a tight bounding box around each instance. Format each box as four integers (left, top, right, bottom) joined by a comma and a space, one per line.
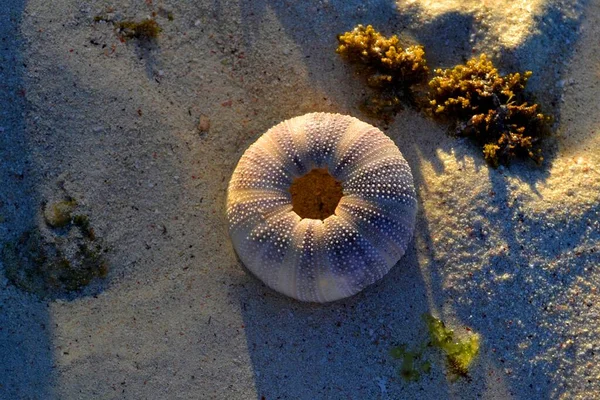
226, 113, 417, 302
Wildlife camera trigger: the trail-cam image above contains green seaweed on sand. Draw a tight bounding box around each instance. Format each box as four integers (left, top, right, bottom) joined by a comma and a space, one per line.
390, 314, 479, 382
423, 314, 480, 379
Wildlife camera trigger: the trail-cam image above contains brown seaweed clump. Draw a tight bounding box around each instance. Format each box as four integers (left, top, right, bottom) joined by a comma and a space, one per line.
336, 24, 429, 119
94, 14, 162, 42
429, 54, 550, 166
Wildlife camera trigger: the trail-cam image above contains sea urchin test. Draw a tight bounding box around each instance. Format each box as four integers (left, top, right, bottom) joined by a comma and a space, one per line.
226, 113, 417, 302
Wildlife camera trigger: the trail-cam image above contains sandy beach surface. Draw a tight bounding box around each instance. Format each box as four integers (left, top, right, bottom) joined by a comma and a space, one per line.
1, 0, 598, 399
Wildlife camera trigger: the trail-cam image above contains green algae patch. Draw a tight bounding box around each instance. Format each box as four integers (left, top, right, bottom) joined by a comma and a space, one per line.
428, 54, 551, 166
390, 314, 479, 382
2, 231, 107, 298
2, 200, 108, 299
43, 199, 77, 228
423, 314, 480, 379
336, 24, 429, 119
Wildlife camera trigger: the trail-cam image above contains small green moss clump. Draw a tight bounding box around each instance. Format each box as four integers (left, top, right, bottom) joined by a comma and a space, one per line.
390, 314, 478, 383
44, 199, 77, 228
428, 54, 550, 166
423, 314, 480, 379
117, 19, 162, 41
336, 24, 429, 118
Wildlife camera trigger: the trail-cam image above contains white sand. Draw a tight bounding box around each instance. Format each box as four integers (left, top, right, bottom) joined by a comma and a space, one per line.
1, 0, 598, 399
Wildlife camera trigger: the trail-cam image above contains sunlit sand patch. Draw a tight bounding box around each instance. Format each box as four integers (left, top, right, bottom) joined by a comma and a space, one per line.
397, 0, 546, 48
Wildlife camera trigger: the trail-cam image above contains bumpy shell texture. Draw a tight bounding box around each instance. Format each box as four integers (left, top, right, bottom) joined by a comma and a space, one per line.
226, 113, 417, 303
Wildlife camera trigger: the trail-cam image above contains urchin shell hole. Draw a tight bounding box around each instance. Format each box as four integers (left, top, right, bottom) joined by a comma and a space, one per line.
289, 168, 343, 220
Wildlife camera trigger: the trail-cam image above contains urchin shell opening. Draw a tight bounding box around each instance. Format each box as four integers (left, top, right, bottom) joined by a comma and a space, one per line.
289, 168, 344, 220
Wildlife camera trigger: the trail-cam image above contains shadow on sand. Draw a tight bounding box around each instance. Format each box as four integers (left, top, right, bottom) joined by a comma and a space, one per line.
0, 0, 55, 398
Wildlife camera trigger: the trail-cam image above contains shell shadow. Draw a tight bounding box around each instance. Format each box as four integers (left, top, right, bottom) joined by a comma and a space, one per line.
232, 232, 454, 399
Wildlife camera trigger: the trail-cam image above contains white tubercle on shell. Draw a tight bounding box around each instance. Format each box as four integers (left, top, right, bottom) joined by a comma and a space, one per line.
226, 112, 417, 303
